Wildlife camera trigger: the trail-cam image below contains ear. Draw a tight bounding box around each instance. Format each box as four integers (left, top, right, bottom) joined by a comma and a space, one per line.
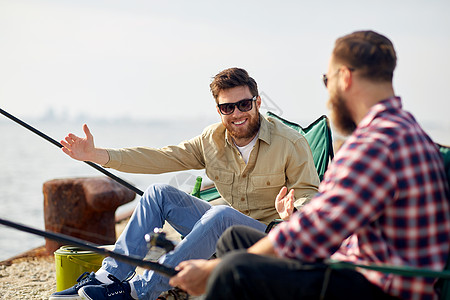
256, 96, 262, 110
340, 67, 353, 91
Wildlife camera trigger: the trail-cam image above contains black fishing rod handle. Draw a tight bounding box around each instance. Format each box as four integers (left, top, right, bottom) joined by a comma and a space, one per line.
160, 265, 179, 277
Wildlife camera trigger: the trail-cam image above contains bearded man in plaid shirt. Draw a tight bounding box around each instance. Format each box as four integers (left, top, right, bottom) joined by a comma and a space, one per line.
170, 30, 450, 300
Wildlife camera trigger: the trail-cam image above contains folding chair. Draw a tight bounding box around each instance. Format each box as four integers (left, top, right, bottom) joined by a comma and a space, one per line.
327, 144, 450, 300
170, 113, 335, 298
196, 112, 335, 234
266, 111, 334, 181
198, 111, 334, 200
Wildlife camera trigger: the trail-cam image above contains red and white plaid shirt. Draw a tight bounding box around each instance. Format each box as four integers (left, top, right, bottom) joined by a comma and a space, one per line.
269, 97, 450, 300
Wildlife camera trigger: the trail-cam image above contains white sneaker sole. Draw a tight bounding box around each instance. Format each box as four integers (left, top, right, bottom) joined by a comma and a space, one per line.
77, 288, 93, 300
48, 296, 81, 300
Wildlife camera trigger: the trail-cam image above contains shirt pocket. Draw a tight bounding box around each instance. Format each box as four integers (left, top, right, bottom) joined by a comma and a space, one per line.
206, 167, 234, 202
249, 173, 286, 209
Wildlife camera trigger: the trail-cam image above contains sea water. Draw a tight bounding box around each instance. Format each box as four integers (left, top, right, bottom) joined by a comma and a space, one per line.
0, 117, 213, 261
0, 116, 449, 261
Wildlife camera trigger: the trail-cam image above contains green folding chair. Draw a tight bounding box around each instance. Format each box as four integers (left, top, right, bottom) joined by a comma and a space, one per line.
266, 111, 334, 181
196, 112, 335, 235
198, 111, 335, 201
327, 144, 450, 300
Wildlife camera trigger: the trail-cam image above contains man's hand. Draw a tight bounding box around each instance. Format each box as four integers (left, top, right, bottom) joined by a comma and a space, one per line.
169, 259, 220, 296
60, 124, 109, 165
275, 186, 295, 221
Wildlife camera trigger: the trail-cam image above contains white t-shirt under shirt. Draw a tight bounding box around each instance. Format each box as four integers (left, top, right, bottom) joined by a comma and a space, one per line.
234, 133, 259, 164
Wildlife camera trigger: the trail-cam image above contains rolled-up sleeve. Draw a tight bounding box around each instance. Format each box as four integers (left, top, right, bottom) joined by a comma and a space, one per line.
103, 135, 206, 174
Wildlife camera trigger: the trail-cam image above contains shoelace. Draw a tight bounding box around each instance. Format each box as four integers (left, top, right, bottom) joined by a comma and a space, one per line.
106, 270, 135, 283
105, 271, 136, 296
75, 272, 94, 287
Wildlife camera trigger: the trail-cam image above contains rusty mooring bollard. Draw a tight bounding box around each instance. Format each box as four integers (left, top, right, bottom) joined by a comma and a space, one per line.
43, 177, 136, 254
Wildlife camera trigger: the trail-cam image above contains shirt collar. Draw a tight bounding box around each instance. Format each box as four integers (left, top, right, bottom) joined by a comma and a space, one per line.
357, 96, 402, 129
258, 114, 271, 145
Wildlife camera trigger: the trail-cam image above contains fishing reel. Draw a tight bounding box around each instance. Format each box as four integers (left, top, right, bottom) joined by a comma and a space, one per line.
145, 228, 176, 254
145, 229, 189, 300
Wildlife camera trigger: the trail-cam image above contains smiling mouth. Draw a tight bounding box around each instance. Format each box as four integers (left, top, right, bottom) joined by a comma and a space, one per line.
233, 119, 247, 125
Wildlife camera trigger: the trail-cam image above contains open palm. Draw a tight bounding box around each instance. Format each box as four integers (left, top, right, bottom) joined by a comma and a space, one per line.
60, 124, 96, 161
275, 186, 295, 221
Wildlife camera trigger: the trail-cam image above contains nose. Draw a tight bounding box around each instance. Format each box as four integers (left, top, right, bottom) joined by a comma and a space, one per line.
230, 107, 245, 118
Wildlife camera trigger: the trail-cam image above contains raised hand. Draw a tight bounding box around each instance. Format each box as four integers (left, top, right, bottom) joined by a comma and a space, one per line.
275, 186, 295, 221
60, 124, 109, 165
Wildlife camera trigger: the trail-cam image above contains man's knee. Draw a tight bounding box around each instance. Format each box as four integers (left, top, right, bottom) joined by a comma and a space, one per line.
142, 183, 183, 205
144, 183, 173, 196
216, 225, 266, 256
205, 205, 235, 218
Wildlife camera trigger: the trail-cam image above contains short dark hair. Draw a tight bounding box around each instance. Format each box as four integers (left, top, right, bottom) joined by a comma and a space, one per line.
210, 68, 258, 103
333, 30, 397, 82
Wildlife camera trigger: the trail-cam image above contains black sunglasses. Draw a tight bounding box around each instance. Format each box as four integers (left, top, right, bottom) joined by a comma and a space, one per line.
217, 96, 257, 115
322, 67, 355, 88
322, 73, 331, 88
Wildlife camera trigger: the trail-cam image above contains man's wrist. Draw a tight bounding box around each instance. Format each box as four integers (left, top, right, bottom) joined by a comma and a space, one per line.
94, 148, 110, 165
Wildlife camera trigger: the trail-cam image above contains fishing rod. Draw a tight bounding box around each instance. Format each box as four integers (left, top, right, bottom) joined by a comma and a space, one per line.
0, 217, 177, 277
0, 108, 144, 196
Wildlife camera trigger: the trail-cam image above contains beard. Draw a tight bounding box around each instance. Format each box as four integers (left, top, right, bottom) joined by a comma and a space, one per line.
225, 111, 261, 141
328, 90, 356, 136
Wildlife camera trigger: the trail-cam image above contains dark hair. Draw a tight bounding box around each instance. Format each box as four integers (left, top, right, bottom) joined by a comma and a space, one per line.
210, 68, 258, 103
333, 30, 397, 82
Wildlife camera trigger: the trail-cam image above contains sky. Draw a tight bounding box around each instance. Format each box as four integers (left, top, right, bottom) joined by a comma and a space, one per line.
1, 0, 450, 138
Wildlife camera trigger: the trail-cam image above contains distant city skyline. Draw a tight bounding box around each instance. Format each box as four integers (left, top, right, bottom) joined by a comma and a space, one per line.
1, 0, 450, 131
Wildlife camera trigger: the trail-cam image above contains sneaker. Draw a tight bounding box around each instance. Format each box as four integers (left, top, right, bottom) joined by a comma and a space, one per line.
78, 272, 135, 300
49, 272, 103, 299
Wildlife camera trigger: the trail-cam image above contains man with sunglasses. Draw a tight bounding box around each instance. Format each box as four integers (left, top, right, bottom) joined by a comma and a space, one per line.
51, 67, 319, 300
170, 31, 450, 300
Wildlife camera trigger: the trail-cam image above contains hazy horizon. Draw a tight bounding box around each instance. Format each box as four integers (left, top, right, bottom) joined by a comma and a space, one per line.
1, 0, 450, 130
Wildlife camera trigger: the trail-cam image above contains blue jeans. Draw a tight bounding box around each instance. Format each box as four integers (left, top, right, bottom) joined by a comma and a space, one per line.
101, 184, 267, 299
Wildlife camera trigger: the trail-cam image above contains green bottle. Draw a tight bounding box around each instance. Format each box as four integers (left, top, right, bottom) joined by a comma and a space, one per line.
191, 176, 202, 198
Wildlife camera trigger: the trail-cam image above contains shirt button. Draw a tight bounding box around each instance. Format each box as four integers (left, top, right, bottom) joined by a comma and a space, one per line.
215, 176, 219, 180
266, 181, 270, 186
240, 197, 245, 201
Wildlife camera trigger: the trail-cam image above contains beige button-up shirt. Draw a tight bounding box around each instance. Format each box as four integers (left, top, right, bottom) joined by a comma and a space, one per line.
104, 115, 319, 224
